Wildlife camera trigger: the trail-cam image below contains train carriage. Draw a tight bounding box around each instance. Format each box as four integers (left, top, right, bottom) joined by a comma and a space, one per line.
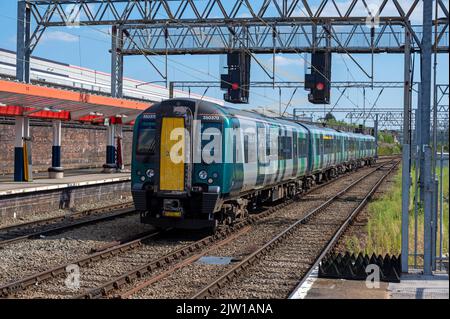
131, 98, 376, 230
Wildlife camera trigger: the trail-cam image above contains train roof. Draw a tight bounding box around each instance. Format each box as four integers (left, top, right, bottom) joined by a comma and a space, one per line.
155, 98, 308, 130
146, 99, 375, 139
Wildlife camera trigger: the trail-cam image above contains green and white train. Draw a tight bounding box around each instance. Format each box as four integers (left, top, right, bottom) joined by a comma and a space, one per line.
131, 98, 376, 230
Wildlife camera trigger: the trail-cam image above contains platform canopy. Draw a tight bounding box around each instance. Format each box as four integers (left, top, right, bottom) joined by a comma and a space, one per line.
0, 79, 151, 123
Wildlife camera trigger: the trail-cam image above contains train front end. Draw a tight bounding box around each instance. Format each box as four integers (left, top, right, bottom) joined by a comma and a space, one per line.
131, 99, 224, 230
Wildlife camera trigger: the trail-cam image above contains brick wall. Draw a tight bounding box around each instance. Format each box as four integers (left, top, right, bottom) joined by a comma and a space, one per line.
0, 181, 131, 221
0, 120, 133, 175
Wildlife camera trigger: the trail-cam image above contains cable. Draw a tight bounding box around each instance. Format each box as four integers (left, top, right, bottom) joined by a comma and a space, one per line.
292, 3, 376, 115
242, 2, 364, 116
3, 4, 377, 115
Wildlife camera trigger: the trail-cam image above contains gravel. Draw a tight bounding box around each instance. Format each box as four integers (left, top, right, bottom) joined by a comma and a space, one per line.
0, 196, 133, 229
118, 164, 386, 299
1, 161, 395, 299
0, 213, 150, 287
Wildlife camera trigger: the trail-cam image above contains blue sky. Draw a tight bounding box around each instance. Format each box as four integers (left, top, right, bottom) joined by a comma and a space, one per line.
0, 0, 448, 128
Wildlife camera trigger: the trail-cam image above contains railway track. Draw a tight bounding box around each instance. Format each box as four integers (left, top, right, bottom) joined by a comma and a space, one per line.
0, 159, 395, 299
191, 159, 400, 299
75, 161, 394, 299
105, 160, 397, 299
0, 202, 135, 247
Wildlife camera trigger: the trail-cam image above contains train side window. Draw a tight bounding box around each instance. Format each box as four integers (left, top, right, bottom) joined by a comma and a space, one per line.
324, 138, 330, 154
278, 135, 284, 159
244, 135, 249, 163
293, 131, 298, 159
247, 133, 257, 163
302, 135, 306, 156
298, 138, 301, 156
317, 137, 320, 154
233, 135, 237, 163
286, 136, 293, 159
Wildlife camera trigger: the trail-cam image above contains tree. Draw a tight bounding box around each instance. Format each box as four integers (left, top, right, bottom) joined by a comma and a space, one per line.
324, 112, 336, 122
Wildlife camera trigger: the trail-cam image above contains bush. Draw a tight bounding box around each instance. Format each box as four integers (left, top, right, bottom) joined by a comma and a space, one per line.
378, 144, 401, 156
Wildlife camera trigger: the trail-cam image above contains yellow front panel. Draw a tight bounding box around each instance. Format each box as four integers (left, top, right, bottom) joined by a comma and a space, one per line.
160, 117, 185, 191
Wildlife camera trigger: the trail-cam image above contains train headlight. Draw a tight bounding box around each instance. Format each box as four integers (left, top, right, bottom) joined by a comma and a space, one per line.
198, 170, 208, 180
140, 176, 146, 182
146, 169, 155, 178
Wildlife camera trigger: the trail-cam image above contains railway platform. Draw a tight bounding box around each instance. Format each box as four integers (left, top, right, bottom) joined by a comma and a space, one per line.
291, 268, 449, 299
0, 169, 131, 223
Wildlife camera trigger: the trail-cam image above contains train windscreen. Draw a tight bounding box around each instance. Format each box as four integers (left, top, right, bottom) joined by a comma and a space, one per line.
137, 123, 156, 155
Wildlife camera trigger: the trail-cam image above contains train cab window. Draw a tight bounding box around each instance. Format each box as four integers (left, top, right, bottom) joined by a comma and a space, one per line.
137, 122, 156, 155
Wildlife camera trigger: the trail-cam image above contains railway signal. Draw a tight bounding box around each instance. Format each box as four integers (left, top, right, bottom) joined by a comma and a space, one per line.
305, 52, 332, 104
221, 51, 251, 104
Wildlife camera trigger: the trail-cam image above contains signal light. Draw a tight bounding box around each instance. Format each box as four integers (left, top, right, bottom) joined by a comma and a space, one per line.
304, 52, 332, 104
220, 51, 251, 104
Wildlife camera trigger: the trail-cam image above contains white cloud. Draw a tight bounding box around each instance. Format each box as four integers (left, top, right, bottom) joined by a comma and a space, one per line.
270, 55, 304, 67
292, 0, 428, 24
42, 31, 79, 43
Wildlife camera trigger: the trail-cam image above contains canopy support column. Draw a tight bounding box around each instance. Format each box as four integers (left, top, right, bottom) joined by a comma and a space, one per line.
103, 122, 117, 173
48, 120, 64, 179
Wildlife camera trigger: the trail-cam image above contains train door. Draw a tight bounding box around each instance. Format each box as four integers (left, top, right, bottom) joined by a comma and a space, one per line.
299, 129, 309, 175
159, 117, 186, 191
292, 129, 298, 178
320, 133, 324, 169
267, 124, 279, 185
230, 117, 244, 195
277, 127, 286, 183
256, 121, 267, 188
240, 118, 258, 192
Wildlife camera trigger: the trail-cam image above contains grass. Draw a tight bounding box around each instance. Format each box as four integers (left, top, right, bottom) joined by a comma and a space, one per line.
378, 143, 402, 156
377, 132, 402, 156
345, 164, 449, 261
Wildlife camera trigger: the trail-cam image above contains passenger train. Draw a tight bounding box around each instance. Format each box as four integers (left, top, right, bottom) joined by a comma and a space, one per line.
131, 98, 376, 230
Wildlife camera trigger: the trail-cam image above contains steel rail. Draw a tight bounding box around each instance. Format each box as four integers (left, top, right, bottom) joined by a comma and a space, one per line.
0, 163, 354, 298
0, 202, 133, 234
76, 200, 294, 299
77, 161, 390, 299
0, 229, 162, 298
190, 159, 399, 299
115, 226, 253, 299
288, 160, 400, 298
0, 160, 388, 298
0, 205, 137, 247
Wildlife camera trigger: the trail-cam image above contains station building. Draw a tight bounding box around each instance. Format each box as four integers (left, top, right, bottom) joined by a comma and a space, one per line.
0, 48, 222, 220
